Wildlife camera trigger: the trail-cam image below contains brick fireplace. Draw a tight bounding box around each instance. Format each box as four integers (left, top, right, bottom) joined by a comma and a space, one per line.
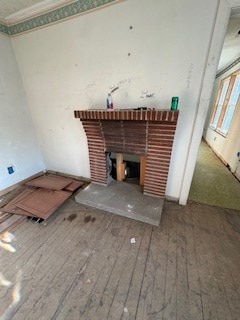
74, 109, 179, 198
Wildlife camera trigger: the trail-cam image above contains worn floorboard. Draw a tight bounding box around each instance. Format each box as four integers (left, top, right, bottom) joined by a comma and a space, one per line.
0, 198, 240, 320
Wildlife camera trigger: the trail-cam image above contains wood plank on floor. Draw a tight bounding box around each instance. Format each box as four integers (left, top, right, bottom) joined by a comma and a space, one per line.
119, 225, 153, 320
175, 212, 190, 320
15, 189, 71, 219
204, 207, 240, 320
161, 213, 177, 320
52, 214, 126, 320
0, 214, 25, 235
1, 199, 240, 320
79, 217, 131, 320
25, 174, 72, 190
90, 221, 148, 320
197, 209, 233, 320
135, 221, 168, 320
106, 222, 149, 320
12, 211, 108, 320
190, 207, 219, 320
0, 208, 86, 283
181, 208, 204, 320
1, 188, 37, 217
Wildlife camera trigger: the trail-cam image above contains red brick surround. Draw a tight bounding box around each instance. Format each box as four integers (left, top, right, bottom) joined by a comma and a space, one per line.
74, 109, 179, 198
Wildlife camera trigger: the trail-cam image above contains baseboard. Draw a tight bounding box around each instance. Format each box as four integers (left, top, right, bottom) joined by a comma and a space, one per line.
204, 139, 228, 166
165, 195, 179, 203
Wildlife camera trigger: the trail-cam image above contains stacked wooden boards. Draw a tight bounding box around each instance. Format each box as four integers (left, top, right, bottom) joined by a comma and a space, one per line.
1, 174, 85, 220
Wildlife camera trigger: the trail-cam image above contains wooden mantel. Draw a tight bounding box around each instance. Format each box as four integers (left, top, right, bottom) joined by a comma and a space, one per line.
75, 109, 179, 198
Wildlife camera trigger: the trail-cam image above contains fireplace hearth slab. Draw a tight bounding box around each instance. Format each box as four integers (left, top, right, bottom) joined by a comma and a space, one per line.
75, 181, 164, 226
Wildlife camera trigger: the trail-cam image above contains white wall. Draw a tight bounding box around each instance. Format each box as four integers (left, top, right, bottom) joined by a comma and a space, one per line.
0, 33, 45, 191
12, 0, 220, 200
204, 61, 240, 173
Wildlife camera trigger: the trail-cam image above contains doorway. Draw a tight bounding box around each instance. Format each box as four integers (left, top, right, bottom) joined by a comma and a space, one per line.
188, 10, 240, 210
179, 2, 240, 205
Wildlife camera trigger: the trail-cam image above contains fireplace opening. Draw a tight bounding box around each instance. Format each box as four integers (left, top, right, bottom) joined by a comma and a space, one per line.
109, 153, 140, 184
106, 152, 145, 186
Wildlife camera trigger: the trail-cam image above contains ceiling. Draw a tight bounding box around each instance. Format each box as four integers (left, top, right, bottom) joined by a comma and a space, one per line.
0, 0, 74, 24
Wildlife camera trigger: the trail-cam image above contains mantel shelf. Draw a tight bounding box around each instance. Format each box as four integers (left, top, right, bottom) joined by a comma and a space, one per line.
74, 109, 179, 122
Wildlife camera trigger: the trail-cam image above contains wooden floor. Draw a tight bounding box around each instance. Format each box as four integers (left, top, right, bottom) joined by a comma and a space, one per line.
1, 197, 240, 320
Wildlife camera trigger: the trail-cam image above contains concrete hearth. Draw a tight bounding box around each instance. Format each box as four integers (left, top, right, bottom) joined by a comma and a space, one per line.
75, 181, 164, 226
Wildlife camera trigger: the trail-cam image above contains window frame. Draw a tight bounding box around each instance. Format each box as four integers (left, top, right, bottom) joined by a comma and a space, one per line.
210, 70, 240, 137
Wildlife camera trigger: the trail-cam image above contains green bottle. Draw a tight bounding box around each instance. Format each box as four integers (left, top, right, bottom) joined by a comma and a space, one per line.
171, 97, 179, 110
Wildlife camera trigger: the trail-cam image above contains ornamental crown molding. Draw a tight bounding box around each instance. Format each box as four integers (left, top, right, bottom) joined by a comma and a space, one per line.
0, 0, 73, 25
0, 0, 120, 36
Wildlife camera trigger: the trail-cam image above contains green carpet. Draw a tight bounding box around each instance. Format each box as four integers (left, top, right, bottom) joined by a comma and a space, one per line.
189, 140, 240, 210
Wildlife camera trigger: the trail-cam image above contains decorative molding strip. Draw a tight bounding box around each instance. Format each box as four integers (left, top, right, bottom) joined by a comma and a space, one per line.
216, 57, 240, 78
0, 22, 9, 35
0, 0, 118, 36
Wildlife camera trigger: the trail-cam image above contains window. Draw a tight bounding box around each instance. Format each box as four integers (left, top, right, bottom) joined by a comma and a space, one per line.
210, 71, 240, 136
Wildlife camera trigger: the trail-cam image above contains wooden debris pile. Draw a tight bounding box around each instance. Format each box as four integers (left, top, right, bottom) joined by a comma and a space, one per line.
1, 174, 85, 221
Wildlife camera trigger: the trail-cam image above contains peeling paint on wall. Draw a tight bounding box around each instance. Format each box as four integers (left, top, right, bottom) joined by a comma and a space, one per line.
108, 76, 142, 97
140, 90, 155, 98
85, 82, 96, 89
0, 77, 5, 96
207, 56, 216, 68
110, 76, 137, 90
187, 63, 194, 89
